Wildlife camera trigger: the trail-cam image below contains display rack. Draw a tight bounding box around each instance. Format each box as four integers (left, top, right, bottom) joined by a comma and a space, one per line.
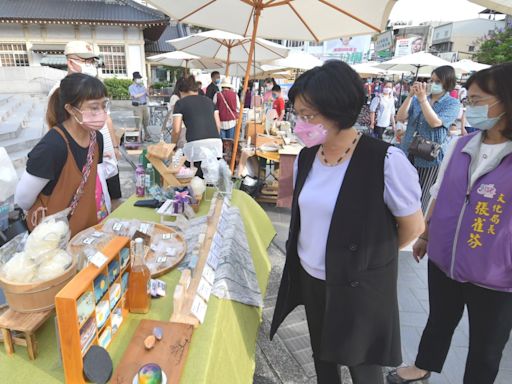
55, 236, 131, 384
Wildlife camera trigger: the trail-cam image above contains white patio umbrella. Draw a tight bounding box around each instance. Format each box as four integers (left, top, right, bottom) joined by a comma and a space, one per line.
452, 59, 491, 73
167, 29, 289, 77
147, 0, 398, 171
147, 51, 223, 70
376, 51, 463, 77
469, 0, 512, 14
265, 51, 323, 71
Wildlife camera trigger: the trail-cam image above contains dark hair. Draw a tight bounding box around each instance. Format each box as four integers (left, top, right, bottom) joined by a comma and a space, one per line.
173, 77, 185, 96
211, 71, 220, 79
272, 84, 281, 92
178, 75, 198, 93
288, 60, 365, 130
466, 62, 512, 140
264, 77, 275, 85
432, 65, 456, 91
46, 73, 107, 127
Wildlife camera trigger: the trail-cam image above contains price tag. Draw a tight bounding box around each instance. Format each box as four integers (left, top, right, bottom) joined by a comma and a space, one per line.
162, 233, 171, 240
91, 231, 103, 238
113, 222, 124, 232
89, 252, 108, 268
166, 247, 177, 257
191, 295, 207, 323
197, 278, 212, 302
202, 264, 215, 285
82, 237, 95, 245
139, 223, 151, 234
156, 256, 167, 263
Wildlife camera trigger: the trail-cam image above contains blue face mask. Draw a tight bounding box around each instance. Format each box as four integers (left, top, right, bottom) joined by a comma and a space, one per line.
431, 83, 444, 95
215, 79, 221, 85
466, 102, 504, 131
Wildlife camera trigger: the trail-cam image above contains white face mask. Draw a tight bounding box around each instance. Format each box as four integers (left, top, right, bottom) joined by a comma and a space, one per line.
135, 78, 143, 85
79, 62, 98, 77
382, 87, 392, 94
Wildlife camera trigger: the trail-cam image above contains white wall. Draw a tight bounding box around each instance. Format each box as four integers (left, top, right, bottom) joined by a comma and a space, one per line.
126, 45, 145, 79
46, 25, 75, 39
0, 25, 24, 39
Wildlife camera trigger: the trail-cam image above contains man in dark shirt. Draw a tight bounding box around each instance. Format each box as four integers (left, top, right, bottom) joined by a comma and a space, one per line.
205, 71, 220, 100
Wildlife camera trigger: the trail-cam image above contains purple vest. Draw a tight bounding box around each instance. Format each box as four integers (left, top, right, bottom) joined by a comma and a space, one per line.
428, 134, 512, 292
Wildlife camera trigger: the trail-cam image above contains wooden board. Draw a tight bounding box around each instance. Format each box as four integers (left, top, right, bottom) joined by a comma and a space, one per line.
170, 199, 223, 327
112, 320, 194, 384
68, 222, 187, 278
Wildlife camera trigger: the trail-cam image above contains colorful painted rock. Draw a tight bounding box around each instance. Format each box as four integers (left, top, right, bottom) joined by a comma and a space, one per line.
137, 363, 163, 384
153, 327, 163, 341
144, 335, 156, 350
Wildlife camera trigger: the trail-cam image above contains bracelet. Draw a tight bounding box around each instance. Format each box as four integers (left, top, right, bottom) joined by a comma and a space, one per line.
419, 236, 428, 242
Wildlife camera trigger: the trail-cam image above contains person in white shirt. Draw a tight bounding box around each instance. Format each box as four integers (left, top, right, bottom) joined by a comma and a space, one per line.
369, 82, 396, 140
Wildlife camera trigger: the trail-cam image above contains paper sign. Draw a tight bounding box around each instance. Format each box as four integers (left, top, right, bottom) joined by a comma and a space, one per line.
83, 237, 95, 245
202, 264, 216, 285
112, 222, 124, 232
156, 256, 167, 263
162, 233, 171, 240
139, 223, 151, 234
191, 295, 207, 323
91, 231, 103, 238
89, 252, 108, 268
197, 278, 212, 302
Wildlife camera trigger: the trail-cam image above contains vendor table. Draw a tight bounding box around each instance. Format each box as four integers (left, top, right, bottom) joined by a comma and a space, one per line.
0, 189, 275, 384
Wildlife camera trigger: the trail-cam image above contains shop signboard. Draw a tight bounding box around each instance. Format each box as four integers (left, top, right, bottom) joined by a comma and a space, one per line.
323, 35, 372, 64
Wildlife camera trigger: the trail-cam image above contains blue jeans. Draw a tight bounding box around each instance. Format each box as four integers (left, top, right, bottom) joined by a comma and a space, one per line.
220, 127, 235, 139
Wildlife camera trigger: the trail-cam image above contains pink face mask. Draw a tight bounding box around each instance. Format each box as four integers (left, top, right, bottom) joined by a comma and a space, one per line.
73, 109, 107, 131
293, 120, 327, 147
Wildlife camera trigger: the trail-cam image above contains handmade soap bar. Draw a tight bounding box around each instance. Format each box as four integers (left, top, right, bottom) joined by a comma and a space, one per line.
96, 299, 110, 329
98, 326, 112, 349
77, 291, 95, 326
111, 308, 123, 335
80, 317, 97, 355
109, 283, 121, 309
144, 335, 156, 350
120, 247, 130, 269
137, 363, 163, 384
108, 259, 120, 284
121, 272, 129, 293
94, 273, 108, 303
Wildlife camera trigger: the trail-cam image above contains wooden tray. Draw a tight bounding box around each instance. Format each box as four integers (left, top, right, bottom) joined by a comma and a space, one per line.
68, 222, 187, 278
112, 320, 194, 384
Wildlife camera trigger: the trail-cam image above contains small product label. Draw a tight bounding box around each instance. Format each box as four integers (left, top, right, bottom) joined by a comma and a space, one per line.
191, 295, 207, 323
89, 252, 108, 268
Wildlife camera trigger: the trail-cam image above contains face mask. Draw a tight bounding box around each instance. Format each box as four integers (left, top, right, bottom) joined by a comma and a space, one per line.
382, 87, 392, 94
293, 120, 327, 148
266, 85, 273, 91
431, 83, 444, 95
79, 62, 98, 77
272, 94, 278, 100
73, 108, 107, 131
215, 79, 221, 85
135, 78, 143, 85
466, 102, 504, 131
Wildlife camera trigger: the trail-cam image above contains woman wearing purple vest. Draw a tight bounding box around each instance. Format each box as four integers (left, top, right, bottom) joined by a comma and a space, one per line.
388, 62, 512, 384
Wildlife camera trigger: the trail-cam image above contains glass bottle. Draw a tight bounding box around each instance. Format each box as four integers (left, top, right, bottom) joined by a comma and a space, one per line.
128, 238, 151, 313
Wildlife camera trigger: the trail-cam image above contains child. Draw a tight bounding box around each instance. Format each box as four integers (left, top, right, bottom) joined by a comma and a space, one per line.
272, 85, 285, 121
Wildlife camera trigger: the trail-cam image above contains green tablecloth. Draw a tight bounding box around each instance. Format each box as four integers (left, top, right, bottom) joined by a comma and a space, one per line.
0, 189, 275, 384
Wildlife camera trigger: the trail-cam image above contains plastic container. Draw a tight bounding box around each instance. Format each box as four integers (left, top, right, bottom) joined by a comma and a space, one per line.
145, 163, 155, 194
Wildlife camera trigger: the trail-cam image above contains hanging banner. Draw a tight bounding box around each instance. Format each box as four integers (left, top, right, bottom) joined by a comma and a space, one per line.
323, 35, 372, 64
394, 35, 425, 57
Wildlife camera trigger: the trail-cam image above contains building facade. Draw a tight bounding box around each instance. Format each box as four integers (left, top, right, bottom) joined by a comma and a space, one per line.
0, 0, 170, 79
431, 18, 506, 61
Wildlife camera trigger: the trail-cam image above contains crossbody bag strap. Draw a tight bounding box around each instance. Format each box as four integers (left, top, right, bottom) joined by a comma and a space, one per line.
219, 92, 237, 120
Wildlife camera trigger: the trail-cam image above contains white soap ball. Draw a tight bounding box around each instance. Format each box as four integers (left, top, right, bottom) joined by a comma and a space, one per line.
2, 252, 36, 283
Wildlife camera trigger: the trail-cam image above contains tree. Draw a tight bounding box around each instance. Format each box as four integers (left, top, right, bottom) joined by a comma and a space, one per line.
474, 20, 512, 65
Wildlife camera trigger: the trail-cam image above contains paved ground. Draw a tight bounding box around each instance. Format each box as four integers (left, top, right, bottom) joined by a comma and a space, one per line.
116, 120, 512, 384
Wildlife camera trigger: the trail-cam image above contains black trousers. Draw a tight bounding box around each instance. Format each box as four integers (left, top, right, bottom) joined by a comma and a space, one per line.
415, 261, 512, 384
373, 125, 386, 140
299, 266, 384, 384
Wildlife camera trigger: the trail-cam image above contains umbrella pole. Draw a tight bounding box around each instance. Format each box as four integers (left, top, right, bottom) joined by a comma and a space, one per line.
226, 46, 231, 78
230, 7, 261, 173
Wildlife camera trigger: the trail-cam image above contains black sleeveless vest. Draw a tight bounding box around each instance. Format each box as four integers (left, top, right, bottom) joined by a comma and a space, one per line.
270, 134, 402, 366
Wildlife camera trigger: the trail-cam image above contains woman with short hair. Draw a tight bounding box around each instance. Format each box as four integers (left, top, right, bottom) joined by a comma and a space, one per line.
398, 66, 461, 212
270, 61, 424, 384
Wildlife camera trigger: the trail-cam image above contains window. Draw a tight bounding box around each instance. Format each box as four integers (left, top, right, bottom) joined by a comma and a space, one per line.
308, 41, 323, 47
468, 45, 475, 52
99, 45, 126, 75
285, 40, 304, 48
444, 30, 449, 37
0, 43, 29, 67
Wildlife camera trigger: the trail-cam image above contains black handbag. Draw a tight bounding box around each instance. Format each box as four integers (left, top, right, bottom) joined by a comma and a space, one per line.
408, 134, 441, 161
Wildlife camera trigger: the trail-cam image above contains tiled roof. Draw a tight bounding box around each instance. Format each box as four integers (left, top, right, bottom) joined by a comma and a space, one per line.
145, 22, 189, 55
0, 0, 168, 26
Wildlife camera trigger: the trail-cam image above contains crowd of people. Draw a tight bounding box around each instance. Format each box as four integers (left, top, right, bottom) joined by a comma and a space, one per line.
8, 37, 512, 384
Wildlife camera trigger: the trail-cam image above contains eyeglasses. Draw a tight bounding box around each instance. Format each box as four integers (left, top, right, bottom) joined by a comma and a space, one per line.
74, 99, 110, 115
465, 96, 496, 107
290, 110, 318, 123
69, 56, 99, 66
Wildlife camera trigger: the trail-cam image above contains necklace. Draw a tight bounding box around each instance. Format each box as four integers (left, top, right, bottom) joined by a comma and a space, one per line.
319, 131, 362, 167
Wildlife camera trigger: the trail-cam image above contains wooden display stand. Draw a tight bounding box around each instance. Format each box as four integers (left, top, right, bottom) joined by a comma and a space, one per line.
0, 308, 53, 359
55, 237, 131, 384
170, 199, 224, 327
145, 142, 195, 187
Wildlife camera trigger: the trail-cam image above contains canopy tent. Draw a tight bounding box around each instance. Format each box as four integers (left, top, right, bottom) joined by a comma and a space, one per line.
264, 51, 323, 71
452, 59, 491, 73
469, 0, 512, 14
167, 29, 289, 77
147, 51, 223, 70
376, 51, 464, 77
147, 0, 399, 171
